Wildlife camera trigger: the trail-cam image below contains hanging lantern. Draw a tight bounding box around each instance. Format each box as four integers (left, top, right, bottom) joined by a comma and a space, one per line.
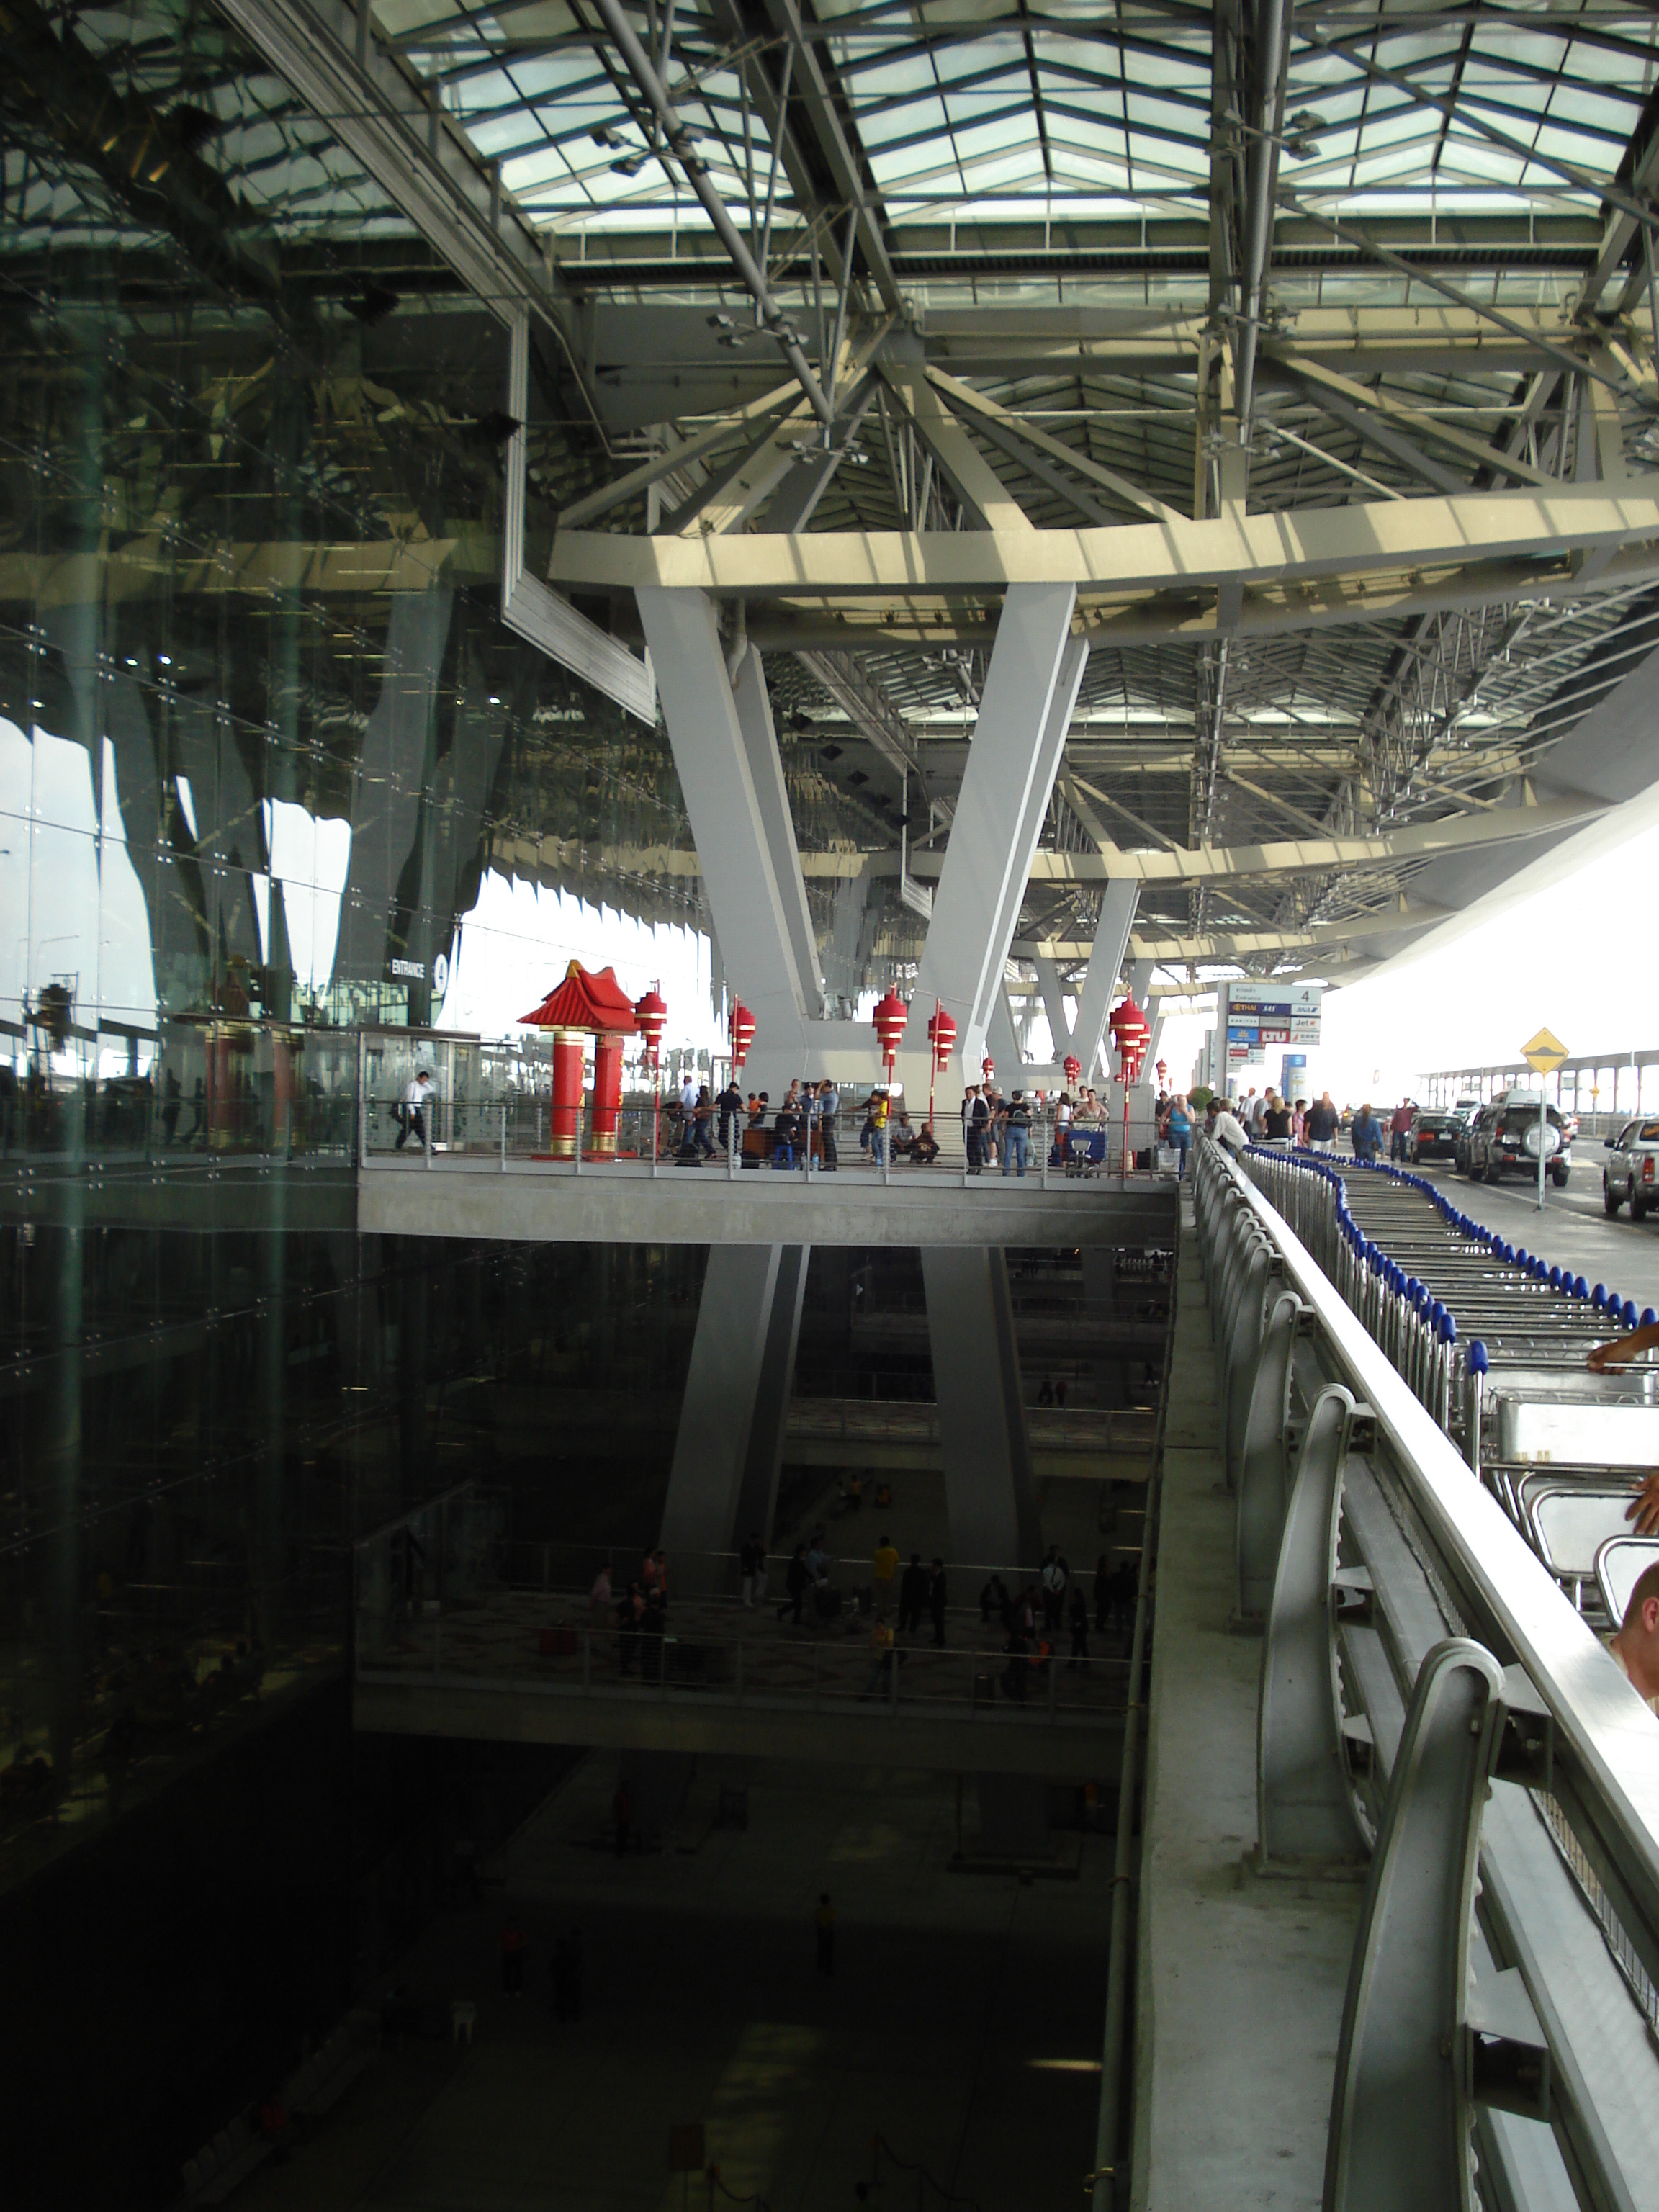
871, 988, 909, 1077
927, 1002, 957, 1073
981, 1055, 995, 1083
634, 986, 667, 1071
1109, 994, 1151, 1083
1155, 1058, 1168, 1081
729, 1000, 756, 1072
1063, 1053, 1082, 1088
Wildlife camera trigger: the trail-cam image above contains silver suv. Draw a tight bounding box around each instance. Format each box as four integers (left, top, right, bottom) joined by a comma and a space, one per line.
1603, 1116, 1659, 1220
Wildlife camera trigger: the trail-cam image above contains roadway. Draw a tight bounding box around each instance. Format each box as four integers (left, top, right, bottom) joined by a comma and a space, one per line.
1398, 1151, 1659, 1314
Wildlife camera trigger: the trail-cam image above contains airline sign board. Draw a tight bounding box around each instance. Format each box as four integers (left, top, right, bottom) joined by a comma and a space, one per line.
1224, 984, 1322, 1066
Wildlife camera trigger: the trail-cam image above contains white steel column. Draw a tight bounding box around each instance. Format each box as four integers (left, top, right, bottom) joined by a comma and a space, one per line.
658, 1244, 807, 1593
921, 1246, 1041, 1568
1035, 956, 1075, 1058
904, 585, 1084, 1076
637, 588, 819, 1044
1077, 884, 1140, 1077
732, 644, 822, 1014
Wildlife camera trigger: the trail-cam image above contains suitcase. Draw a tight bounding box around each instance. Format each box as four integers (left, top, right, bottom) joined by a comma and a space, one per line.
539, 1626, 578, 1657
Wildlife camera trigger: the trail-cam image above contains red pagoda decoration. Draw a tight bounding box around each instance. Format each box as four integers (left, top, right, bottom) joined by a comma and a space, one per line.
1063, 1053, 1082, 1089
521, 961, 639, 1159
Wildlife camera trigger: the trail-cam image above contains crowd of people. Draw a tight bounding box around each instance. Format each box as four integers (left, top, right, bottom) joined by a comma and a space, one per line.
577, 1526, 1140, 1710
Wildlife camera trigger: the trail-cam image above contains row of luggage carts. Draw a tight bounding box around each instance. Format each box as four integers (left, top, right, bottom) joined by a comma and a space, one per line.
1244, 1146, 1659, 1631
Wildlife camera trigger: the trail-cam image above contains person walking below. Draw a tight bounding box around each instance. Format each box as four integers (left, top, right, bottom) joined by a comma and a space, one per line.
396, 1067, 436, 1151
1389, 1099, 1415, 1161
898, 1552, 928, 1635
1068, 1584, 1090, 1670
1040, 1545, 1069, 1634
716, 1074, 745, 1159
871, 1533, 899, 1619
1000, 1090, 1033, 1177
928, 1559, 948, 1647
814, 1894, 836, 1975
779, 1543, 811, 1625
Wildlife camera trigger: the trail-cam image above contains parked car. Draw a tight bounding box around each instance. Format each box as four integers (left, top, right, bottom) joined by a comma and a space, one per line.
1603, 1117, 1659, 1218
1403, 1107, 1462, 1164
1463, 1094, 1573, 1187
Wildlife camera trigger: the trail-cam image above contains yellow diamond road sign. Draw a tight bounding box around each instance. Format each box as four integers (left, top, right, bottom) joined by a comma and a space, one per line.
1521, 1026, 1569, 1076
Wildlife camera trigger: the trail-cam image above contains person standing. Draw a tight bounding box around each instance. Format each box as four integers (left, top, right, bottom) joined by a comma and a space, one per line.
1001, 1090, 1033, 1177
716, 1074, 745, 1158
928, 1559, 948, 1647
871, 1532, 899, 1619
739, 1532, 765, 1609
1350, 1102, 1385, 1161
814, 1893, 836, 1974
1163, 1093, 1192, 1177
1305, 1092, 1339, 1151
898, 1552, 928, 1635
818, 1081, 839, 1171
967, 1085, 992, 1174
778, 1543, 811, 1625
1262, 1093, 1292, 1145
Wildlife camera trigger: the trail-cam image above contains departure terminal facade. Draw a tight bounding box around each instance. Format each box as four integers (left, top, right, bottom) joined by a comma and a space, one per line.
6, 3, 1659, 2206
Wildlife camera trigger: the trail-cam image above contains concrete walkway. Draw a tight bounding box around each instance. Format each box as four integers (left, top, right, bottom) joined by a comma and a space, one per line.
1130, 1202, 1360, 2211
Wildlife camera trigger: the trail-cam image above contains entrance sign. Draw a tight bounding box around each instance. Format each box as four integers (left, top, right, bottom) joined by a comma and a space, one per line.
1518, 1025, 1568, 1210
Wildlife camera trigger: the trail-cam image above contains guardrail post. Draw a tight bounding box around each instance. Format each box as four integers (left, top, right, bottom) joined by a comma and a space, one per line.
1220, 1241, 1271, 1492
1323, 1637, 1509, 2212
1256, 1385, 1369, 1867
1235, 1290, 1304, 1621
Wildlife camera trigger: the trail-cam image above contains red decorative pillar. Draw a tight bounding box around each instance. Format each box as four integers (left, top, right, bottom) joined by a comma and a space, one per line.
549, 1028, 586, 1158
590, 1031, 626, 1156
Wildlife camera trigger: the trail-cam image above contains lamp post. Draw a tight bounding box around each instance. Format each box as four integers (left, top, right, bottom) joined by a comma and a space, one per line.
1109, 994, 1151, 1179
634, 985, 667, 1160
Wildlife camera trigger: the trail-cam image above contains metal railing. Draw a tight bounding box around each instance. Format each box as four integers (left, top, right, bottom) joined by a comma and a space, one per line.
1193, 1134, 1659, 2210
352, 1502, 1133, 1731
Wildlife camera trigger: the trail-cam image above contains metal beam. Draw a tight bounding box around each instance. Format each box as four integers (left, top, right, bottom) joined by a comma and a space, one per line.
1264, 349, 1555, 490
548, 477, 1659, 600
924, 367, 1185, 526
588, 0, 834, 423
883, 367, 1034, 533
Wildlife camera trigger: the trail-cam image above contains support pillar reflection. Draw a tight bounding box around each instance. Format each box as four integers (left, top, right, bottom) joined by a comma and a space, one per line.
921, 1246, 1040, 1568
659, 1244, 810, 1593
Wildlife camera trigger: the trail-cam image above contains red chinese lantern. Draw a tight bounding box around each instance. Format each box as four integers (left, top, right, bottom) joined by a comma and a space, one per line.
1110, 994, 1151, 1082
981, 1055, 995, 1083
634, 985, 667, 1070
1155, 1058, 1168, 1082
1063, 1053, 1082, 1089
729, 1000, 756, 1072
872, 988, 908, 1079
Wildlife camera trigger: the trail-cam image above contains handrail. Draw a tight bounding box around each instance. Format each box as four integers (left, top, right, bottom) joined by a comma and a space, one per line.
1205, 1138, 1659, 1995
1089, 1202, 1175, 2212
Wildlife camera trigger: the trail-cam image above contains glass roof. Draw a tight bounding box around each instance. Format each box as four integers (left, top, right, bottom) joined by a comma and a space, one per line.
375, 0, 1658, 287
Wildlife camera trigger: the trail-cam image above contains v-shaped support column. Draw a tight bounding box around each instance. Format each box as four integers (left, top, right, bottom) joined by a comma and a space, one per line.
636, 588, 821, 1044
904, 584, 1086, 1077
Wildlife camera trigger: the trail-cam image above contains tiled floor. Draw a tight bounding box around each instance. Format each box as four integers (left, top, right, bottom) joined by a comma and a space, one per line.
237, 1754, 1116, 2212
